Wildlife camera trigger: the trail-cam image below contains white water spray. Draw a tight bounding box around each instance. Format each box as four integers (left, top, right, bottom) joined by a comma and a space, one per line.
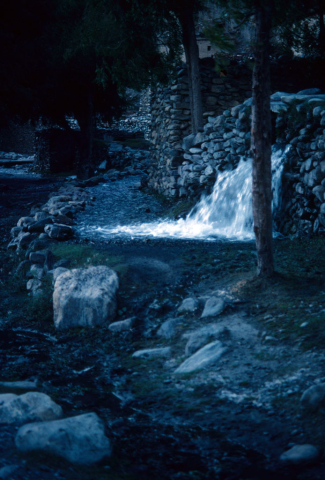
92, 145, 289, 241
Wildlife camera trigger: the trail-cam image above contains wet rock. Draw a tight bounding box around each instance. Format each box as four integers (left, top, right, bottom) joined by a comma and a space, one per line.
300, 383, 325, 411
178, 297, 199, 313
8, 232, 37, 251
157, 318, 180, 339
175, 341, 227, 374
15, 412, 111, 465
55, 213, 74, 225
109, 317, 136, 332
201, 296, 225, 318
0, 392, 62, 425
44, 223, 74, 240
132, 347, 171, 359
280, 444, 319, 465
53, 266, 119, 329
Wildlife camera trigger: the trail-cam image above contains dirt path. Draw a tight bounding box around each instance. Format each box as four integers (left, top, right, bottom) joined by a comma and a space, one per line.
1, 168, 325, 479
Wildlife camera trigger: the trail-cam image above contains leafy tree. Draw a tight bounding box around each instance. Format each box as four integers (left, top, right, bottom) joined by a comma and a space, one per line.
0, 0, 182, 178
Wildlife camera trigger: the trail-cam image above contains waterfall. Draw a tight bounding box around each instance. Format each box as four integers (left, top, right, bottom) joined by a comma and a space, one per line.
94, 145, 289, 241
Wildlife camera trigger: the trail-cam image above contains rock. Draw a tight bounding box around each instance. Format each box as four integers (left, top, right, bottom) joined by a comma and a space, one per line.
157, 318, 180, 339
17, 217, 34, 227
52, 267, 69, 284
26, 278, 43, 295
0, 392, 62, 425
298, 88, 322, 95
0, 465, 19, 479
280, 444, 319, 465
300, 383, 325, 411
15, 413, 111, 465
15, 260, 31, 276
108, 317, 136, 332
53, 266, 119, 329
312, 185, 325, 202
175, 341, 227, 374
0, 381, 38, 394
132, 347, 171, 359
184, 325, 228, 356
29, 264, 46, 279
178, 297, 199, 313
10, 226, 23, 238
28, 217, 53, 233
201, 296, 225, 318
44, 224, 74, 240
53, 258, 70, 269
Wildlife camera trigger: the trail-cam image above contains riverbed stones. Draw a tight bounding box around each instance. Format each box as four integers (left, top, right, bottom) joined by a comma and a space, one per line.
201, 296, 225, 318
178, 297, 199, 313
300, 383, 325, 411
132, 347, 171, 359
15, 413, 111, 465
0, 392, 62, 425
53, 266, 119, 329
175, 341, 227, 374
280, 444, 320, 465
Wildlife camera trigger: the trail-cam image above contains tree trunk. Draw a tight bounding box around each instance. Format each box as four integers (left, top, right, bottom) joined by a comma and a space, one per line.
76, 90, 94, 180
251, 1, 274, 277
179, 9, 204, 134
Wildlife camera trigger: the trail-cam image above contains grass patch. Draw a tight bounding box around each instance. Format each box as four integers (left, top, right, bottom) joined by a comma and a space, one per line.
51, 244, 128, 277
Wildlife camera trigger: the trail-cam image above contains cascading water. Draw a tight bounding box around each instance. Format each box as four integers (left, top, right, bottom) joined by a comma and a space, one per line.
79, 145, 290, 241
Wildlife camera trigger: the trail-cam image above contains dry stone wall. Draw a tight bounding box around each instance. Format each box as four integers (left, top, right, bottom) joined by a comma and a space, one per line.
149, 59, 252, 197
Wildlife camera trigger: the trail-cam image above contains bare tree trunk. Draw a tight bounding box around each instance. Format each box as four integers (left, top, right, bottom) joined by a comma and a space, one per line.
179, 9, 203, 134
251, 1, 274, 277
76, 90, 94, 180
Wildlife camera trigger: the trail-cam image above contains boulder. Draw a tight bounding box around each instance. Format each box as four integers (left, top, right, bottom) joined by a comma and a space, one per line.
28, 217, 53, 233
0, 392, 62, 425
175, 341, 227, 374
52, 267, 69, 284
15, 412, 111, 465
44, 223, 74, 240
178, 297, 199, 313
201, 297, 225, 318
53, 266, 119, 329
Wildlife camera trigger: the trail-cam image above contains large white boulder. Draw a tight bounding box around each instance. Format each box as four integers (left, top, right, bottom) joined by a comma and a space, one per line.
0, 392, 62, 425
15, 413, 111, 465
53, 266, 119, 329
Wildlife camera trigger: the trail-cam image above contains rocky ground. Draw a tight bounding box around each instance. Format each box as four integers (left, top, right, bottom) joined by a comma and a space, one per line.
1, 163, 325, 479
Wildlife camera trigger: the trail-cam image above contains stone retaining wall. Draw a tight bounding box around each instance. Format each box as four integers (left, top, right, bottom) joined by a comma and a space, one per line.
148, 57, 325, 200
150, 86, 325, 237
